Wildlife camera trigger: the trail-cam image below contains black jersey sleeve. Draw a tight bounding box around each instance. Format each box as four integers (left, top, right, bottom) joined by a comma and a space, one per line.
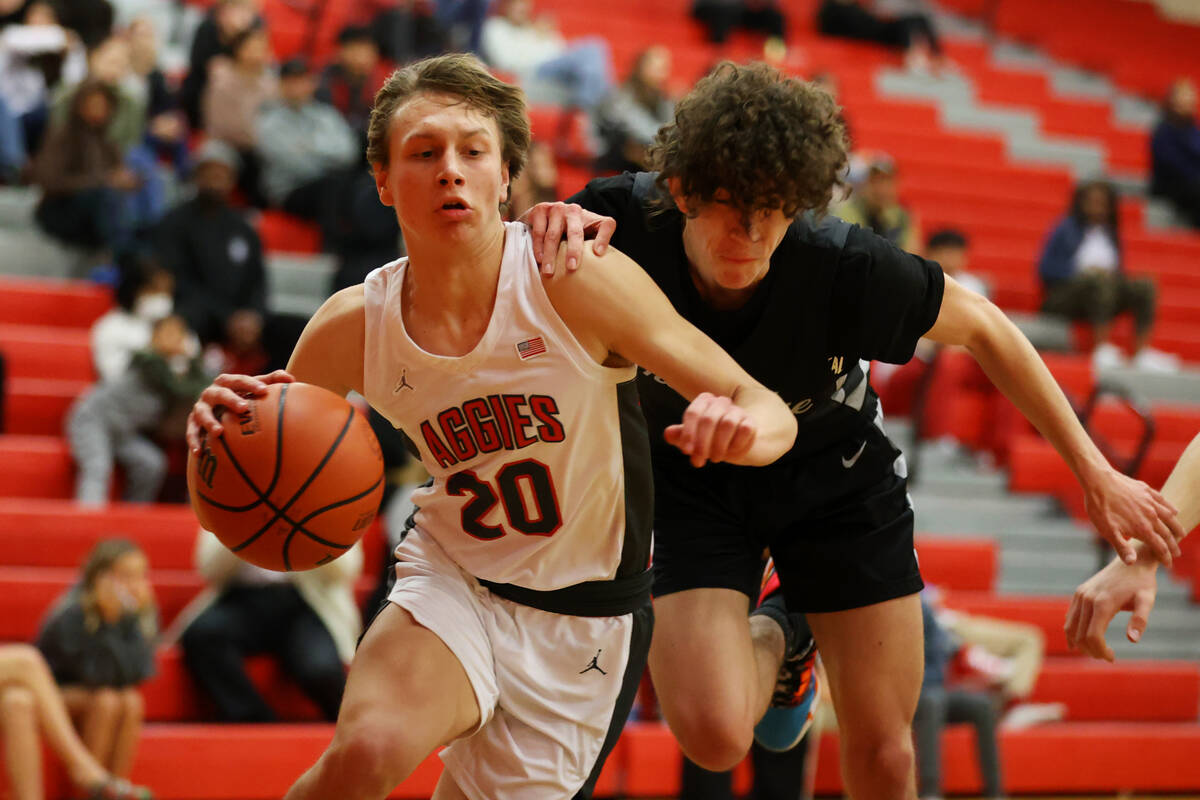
833, 224, 946, 365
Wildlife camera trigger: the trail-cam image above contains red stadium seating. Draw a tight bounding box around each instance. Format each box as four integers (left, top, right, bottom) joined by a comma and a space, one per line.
0, 278, 110, 328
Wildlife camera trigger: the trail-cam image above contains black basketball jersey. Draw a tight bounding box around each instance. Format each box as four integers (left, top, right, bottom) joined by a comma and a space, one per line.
569, 172, 946, 471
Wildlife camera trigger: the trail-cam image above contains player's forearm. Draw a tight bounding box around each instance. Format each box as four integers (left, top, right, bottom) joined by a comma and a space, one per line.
728, 385, 798, 466
1161, 434, 1200, 534
966, 305, 1110, 484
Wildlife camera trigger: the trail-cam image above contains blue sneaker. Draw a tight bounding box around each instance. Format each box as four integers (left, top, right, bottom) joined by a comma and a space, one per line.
750, 560, 821, 752
753, 654, 820, 752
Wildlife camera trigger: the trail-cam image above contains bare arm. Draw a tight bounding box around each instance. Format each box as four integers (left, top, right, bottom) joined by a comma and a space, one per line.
925, 275, 1183, 565
544, 245, 797, 467
186, 286, 365, 451
1066, 433, 1200, 660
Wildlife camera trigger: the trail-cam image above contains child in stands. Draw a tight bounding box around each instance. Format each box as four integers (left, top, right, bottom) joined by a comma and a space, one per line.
67, 313, 209, 505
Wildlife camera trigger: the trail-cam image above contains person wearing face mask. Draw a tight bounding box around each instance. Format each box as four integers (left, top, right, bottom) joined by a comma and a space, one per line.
67, 312, 210, 505
90, 251, 180, 383
153, 139, 267, 349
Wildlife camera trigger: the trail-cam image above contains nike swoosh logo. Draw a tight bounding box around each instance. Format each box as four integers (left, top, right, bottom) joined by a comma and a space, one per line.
842, 441, 866, 469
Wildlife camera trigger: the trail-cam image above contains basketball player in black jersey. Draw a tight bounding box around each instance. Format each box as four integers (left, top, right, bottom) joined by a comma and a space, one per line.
527, 62, 1184, 798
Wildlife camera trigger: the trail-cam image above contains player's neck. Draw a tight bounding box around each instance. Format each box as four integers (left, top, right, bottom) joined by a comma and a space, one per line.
400, 222, 507, 356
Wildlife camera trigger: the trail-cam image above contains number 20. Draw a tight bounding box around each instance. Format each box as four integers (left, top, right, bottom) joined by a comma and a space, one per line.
446, 459, 563, 540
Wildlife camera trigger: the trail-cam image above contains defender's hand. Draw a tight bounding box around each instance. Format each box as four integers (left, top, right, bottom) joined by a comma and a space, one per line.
1083, 467, 1184, 566
665, 392, 757, 468
521, 201, 615, 274
1065, 555, 1158, 662
187, 370, 294, 453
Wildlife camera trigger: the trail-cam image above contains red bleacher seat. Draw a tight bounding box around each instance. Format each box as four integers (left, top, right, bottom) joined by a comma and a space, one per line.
1032, 659, 1200, 723
942, 591, 1071, 656
257, 210, 322, 255
0, 324, 94, 382
0, 278, 111, 328
2, 378, 86, 436
915, 536, 996, 592
0, 435, 74, 499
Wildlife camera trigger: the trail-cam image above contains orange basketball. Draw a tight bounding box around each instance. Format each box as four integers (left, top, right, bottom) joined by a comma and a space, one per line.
187, 382, 385, 572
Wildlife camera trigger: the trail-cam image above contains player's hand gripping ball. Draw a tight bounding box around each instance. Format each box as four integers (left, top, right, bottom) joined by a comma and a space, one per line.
187, 382, 385, 571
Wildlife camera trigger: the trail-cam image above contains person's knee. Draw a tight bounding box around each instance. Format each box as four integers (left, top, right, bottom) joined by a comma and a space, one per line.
91, 687, 123, 720
845, 730, 916, 789
120, 689, 144, 724
668, 705, 753, 772
323, 716, 425, 792
0, 685, 36, 719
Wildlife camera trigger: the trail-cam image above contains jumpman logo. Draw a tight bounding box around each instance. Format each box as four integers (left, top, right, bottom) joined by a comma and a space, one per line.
393, 369, 415, 393
579, 649, 607, 676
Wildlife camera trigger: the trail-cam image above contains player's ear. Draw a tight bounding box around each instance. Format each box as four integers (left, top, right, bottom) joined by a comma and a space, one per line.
373, 162, 394, 207
499, 161, 511, 206
667, 177, 690, 215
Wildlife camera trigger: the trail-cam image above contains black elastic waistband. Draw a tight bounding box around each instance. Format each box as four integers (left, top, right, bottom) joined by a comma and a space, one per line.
479, 569, 653, 617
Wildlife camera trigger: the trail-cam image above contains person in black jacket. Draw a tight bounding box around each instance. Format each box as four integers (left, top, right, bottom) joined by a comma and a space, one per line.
524, 62, 1183, 799
34, 538, 157, 796
153, 139, 266, 347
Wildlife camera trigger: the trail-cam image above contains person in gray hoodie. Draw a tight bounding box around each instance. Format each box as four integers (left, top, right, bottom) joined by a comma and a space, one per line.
255, 57, 358, 221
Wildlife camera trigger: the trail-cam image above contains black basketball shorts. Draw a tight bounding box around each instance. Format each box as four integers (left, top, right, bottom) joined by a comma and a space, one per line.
650, 420, 923, 614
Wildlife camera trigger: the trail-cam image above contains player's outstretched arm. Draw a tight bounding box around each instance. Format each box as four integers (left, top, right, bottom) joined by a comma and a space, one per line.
924, 275, 1184, 566
544, 245, 797, 467
186, 286, 366, 452
1066, 433, 1200, 661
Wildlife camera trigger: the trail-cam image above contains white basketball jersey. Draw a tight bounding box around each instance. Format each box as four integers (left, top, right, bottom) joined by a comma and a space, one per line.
362, 222, 652, 591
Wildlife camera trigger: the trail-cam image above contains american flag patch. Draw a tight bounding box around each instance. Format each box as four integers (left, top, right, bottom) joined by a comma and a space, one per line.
515, 336, 547, 360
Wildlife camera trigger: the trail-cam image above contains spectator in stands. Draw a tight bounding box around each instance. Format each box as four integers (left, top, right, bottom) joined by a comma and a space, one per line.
1038, 179, 1178, 372
50, 33, 144, 155
179, 0, 260, 129
432, 0, 489, 54
32, 79, 139, 251
67, 312, 208, 505
47, 0, 112, 49
927, 228, 987, 298
37, 539, 156, 785
316, 25, 388, 140
481, 0, 614, 113
595, 46, 674, 174
507, 139, 557, 219
49, 31, 167, 233
934, 593, 1063, 730
256, 57, 358, 220
91, 250, 177, 383
817, 0, 943, 72
835, 151, 922, 254
0, 0, 87, 172
1150, 78, 1200, 229
173, 528, 362, 722
127, 16, 186, 173
0, 644, 153, 800
691, 0, 787, 52
202, 26, 275, 207
913, 593, 1005, 800
371, 0, 449, 65
154, 139, 267, 348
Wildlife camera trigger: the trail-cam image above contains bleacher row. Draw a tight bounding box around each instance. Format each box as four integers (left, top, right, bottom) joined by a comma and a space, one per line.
3, 0, 1200, 795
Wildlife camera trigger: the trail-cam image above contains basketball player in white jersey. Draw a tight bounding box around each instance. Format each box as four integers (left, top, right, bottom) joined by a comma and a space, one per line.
185, 54, 798, 800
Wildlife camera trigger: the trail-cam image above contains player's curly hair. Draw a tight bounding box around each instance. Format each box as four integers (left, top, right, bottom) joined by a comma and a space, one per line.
648, 61, 848, 219
366, 53, 530, 181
